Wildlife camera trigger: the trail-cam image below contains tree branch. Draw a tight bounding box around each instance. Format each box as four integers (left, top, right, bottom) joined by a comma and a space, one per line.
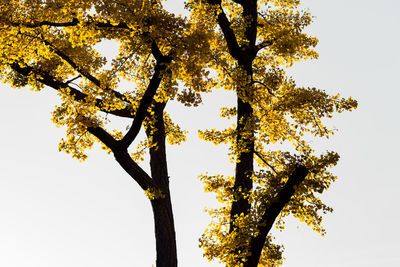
85, 126, 159, 191
86, 126, 119, 150
10, 63, 134, 118
9, 17, 143, 105
254, 151, 278, 174
11, 62, 159, 192
10, 18, 79, 28
14, 19, 174, 143
255, 38, 276, 51
120, 43, 172, 149
113, 149, 160, 191
10, 17, 131, 30
244, 165, 309, 267
206, 0, 242, 61
8, 15, 169, 194
251, 80, 274, 95
39, 37, 129, 103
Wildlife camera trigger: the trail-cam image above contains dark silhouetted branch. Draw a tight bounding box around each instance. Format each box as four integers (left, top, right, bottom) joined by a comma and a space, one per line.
10, 63, 134, 118
120, 43, 172, 149
244, 165, 309, 267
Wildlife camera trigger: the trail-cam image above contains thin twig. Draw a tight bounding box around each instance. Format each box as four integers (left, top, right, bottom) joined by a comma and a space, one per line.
254, 151, 279, 174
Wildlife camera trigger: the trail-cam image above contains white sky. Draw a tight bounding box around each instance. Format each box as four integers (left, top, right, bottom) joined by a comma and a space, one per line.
0, 0, 399, 266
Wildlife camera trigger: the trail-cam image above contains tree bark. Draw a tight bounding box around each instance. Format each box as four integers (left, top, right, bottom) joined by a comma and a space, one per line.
229, 97, 254, 230
150, 194, 177, 267
148, 101, 177, 267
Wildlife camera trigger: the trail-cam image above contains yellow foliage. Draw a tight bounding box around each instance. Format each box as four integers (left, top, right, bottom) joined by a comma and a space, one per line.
0, 0, 357, 266
144, 187, 166, 200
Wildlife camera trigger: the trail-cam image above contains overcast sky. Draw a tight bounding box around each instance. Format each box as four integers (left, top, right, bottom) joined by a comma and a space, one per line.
1, 0, 399, 266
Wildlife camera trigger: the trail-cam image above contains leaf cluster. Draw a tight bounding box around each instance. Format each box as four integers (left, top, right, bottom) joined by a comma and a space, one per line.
0, 0, 357, 266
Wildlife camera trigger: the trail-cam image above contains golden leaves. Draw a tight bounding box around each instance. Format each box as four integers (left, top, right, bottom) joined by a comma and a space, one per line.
164, 112, 187, 145
51, 88, 101, 161
192, 1, 357, 265
144, 186, 166, 200
1, 1, 358, 265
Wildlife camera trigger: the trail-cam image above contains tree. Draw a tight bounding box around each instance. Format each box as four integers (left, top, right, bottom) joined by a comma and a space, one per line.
0, 0, 357, 266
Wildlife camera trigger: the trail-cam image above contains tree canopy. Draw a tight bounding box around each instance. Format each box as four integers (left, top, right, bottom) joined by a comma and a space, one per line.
0, 0, 357, 266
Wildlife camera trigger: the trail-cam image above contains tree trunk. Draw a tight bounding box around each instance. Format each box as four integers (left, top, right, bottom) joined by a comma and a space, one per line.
151, 193, 177, 267
148, 101, 177, 267
229, 97, 254, 230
